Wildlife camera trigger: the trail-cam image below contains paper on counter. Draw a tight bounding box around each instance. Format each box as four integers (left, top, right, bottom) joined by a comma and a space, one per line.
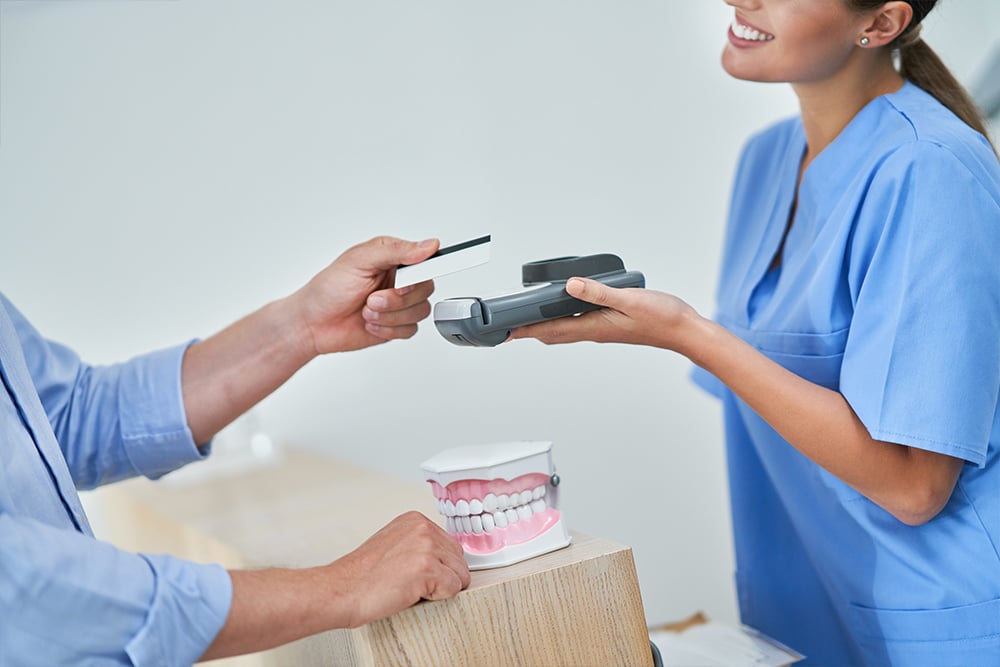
650, 619, 803, 667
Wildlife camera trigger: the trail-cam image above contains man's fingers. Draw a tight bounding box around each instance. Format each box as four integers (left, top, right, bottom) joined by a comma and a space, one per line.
364, 322, 419, 341
436, 542, 471, 589
406, 515, 471, 594
422, 567, 467, 601
366, 280, 435, 314
363, 299, 432, 327
353, 236, 440, 272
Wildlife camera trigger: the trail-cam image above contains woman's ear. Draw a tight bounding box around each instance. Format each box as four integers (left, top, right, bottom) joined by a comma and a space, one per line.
859, 1, 914, 48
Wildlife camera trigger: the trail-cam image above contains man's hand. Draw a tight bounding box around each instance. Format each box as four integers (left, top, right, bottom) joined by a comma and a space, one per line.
182, 235, 440, 444
293, 236, 441, 355
201, 512, 470, 661
328, 511, 471, 628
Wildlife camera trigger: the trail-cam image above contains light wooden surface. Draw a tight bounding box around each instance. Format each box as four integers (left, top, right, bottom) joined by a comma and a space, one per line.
86, 447, 653, 667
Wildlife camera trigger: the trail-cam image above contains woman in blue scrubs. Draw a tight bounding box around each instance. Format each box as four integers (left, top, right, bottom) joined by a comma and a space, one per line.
513, 1, 1000, 665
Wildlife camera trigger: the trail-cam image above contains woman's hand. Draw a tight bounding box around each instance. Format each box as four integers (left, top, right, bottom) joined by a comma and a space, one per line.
509, 276, 704, 353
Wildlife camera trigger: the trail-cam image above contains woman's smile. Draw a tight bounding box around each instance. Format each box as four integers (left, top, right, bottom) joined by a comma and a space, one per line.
728, 17, 776, 45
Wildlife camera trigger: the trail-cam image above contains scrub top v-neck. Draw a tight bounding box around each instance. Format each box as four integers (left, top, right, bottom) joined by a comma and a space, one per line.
694, 82, 1000, 666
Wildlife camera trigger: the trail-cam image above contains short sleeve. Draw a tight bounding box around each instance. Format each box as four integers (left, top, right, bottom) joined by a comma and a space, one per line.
841, 142, 1000, 466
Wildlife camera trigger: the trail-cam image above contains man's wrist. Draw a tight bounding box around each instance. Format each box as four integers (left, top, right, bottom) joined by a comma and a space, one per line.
271, 293, 321, 365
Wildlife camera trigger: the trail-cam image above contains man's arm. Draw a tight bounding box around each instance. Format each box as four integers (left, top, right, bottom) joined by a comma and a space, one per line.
179, 236, 473, 659
201, 512, 470, 661
181, 235, 439, 444
0, 512, 231, 666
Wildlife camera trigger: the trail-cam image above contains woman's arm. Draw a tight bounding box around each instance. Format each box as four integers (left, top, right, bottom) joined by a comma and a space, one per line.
511, 277, 963, 525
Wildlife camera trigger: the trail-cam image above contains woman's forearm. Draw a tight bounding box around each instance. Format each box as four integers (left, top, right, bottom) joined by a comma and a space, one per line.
680, 313, 962, 524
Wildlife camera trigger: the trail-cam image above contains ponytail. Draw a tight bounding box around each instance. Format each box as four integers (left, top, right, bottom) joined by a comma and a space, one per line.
849, 1, 996, 153
896, 24, 996, 152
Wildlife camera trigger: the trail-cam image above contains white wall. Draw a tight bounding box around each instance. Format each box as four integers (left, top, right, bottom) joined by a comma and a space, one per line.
2, 0, 996, 628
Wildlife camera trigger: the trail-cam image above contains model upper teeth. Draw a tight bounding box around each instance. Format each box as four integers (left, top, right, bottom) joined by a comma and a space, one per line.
732, 19, 774, 41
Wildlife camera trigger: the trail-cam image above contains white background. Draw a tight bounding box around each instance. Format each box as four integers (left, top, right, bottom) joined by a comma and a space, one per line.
2, 0, 997, 628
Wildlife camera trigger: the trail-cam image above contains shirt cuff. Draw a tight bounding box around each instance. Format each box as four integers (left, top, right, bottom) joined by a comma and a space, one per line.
119, 340, 211, 479
125, 554, 233, 666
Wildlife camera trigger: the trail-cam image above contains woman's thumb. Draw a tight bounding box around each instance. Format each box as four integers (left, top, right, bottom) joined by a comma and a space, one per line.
566, 277, 617, 307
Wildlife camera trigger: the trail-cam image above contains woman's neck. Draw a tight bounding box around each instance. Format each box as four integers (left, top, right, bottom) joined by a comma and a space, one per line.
792, 56, 905, 170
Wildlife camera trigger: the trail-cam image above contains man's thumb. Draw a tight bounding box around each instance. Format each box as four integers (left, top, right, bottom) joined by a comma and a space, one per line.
360, 236, 439, 271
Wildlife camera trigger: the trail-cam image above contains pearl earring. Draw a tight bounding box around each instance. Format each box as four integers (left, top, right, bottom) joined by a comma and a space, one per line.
860, 36, 870, 46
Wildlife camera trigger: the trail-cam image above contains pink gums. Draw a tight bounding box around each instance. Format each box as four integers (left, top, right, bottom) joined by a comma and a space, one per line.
427, 472, 559, 554
428, 472, 550, 501
458, 508, 560, 554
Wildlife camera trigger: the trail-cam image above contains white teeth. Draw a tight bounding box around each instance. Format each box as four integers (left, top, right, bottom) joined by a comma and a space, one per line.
731, 18, 774, 41
440, 485, 553, 534
483, 493, 498, 513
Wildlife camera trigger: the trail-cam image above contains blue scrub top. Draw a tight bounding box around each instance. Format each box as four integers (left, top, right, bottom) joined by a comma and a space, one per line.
694, 82, 1000, 666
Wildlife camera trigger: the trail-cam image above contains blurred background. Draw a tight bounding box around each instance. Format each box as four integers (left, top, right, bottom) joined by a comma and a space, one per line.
2, 0, 997, 627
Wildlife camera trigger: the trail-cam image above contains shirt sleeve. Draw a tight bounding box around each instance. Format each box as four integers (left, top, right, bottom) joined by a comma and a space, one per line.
2, 295, 210, 489
841, 141, 1000, 466
0, 512, 232, 666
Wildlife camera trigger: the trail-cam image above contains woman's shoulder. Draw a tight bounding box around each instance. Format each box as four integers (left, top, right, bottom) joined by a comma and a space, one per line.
874, 82, 998, 184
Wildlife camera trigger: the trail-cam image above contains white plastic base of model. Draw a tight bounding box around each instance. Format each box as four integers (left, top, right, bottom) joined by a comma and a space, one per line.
464, 517, 572, 570
420, 440, 555, 487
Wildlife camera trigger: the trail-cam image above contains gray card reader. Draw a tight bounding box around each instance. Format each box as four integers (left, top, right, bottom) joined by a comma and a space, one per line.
433, 253, 645, 347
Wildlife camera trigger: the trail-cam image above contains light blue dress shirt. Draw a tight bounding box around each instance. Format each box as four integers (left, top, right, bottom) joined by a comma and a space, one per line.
0, 293, 232, 666
694, 82, 1000, 666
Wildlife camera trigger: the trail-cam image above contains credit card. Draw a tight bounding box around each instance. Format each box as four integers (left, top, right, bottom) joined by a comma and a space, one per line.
395, 234, 491, 288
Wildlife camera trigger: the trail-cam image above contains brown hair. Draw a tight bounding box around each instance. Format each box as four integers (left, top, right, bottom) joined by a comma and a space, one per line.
850, 0, 995, 151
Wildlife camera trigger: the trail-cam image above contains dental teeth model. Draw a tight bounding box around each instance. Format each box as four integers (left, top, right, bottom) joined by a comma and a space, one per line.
420, 441, 572, 570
